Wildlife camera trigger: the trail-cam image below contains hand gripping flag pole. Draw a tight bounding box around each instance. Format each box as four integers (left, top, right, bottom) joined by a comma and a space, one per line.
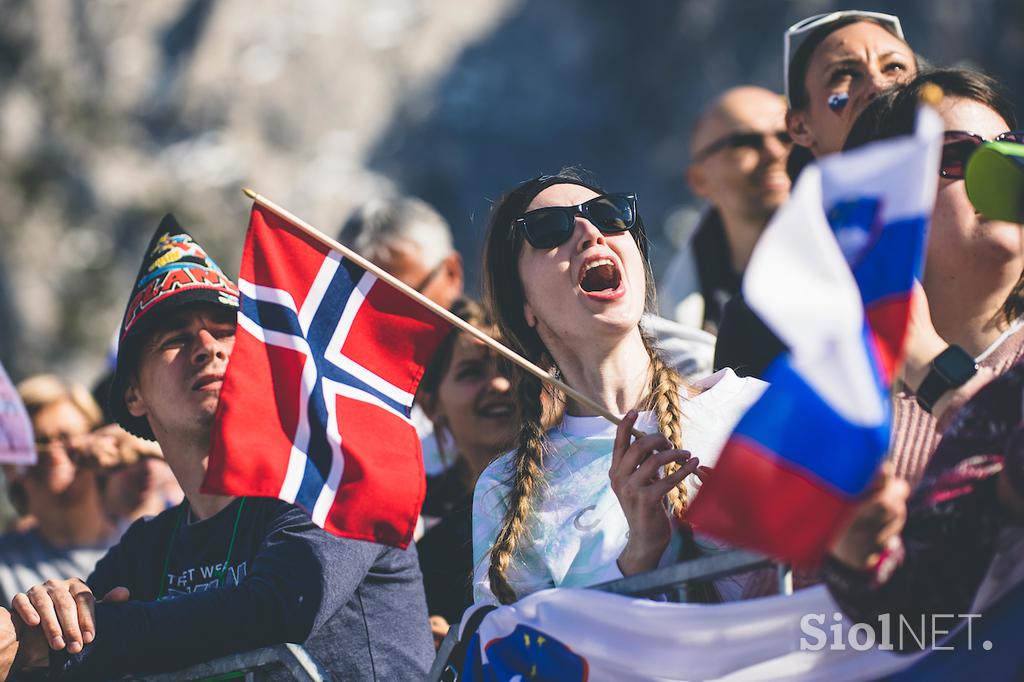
241, 188, 645, 440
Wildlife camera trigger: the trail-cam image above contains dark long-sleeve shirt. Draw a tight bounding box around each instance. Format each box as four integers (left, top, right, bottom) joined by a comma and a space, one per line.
48, 497, 433, 680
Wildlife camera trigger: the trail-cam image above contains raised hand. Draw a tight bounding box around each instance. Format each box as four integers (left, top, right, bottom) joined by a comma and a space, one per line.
610, 410, 700, 575
830, 464, 910, 571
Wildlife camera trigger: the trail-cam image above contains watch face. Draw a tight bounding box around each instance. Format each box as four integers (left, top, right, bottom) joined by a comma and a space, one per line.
934, 347, 978, 384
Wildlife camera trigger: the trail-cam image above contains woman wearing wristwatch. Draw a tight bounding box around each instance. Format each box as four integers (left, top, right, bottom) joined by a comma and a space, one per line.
824, 280, 1024, 651
823, 94, 1024, 649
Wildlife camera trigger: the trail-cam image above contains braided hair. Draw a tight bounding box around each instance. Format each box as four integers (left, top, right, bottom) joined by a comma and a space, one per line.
481, 169, 692, 604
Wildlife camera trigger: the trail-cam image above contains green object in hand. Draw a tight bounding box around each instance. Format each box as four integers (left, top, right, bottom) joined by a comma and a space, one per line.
965, 141, 1024, 223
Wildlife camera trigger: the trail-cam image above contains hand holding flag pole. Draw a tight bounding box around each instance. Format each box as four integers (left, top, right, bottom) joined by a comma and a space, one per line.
242, 188, 647, 440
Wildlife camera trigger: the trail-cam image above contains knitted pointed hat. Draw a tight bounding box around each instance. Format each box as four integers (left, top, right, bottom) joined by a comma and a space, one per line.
110, 214, 239, 439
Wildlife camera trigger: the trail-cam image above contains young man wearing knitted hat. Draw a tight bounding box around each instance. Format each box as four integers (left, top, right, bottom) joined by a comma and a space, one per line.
0, 216, 433, 681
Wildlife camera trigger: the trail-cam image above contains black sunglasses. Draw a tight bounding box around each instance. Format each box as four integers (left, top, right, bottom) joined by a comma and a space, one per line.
514, 193, 638, 249
692, 130, 793, 162
941, 130, 1024, 180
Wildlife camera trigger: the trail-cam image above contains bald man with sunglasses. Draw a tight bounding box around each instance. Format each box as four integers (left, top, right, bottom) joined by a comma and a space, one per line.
659, 86, 793, 333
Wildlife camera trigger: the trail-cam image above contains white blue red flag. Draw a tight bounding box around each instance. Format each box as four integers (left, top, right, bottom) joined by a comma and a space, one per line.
687, 108, 943, 565
203, 205, 450, 548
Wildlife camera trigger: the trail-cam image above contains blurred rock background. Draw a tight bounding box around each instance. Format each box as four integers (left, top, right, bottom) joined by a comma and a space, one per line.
1, 0, 1021, 385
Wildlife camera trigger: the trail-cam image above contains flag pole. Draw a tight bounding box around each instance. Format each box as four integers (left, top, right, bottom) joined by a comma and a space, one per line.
242, 188, 646, 439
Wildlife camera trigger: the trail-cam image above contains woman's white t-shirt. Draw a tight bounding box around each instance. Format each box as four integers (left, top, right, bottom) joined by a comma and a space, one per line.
472, 368, 766, 604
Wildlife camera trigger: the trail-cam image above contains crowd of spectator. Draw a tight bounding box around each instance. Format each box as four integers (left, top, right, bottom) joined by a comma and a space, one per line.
1, 8, 1022, 681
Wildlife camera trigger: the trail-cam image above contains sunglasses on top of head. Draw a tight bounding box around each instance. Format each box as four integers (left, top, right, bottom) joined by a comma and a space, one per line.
941, 130, 1024, 180
514, 193, 638, 249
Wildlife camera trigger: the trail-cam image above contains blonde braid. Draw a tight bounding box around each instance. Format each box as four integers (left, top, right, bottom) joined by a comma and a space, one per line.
486, 371, 548, 605
644, 337, 690, 518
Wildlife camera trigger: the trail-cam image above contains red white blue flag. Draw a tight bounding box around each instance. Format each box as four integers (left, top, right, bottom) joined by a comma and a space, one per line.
688, 108, 942, 566
203, 204, 449, 548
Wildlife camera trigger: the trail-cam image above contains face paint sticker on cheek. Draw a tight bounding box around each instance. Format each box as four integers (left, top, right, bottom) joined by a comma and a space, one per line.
828, 92, 850, 113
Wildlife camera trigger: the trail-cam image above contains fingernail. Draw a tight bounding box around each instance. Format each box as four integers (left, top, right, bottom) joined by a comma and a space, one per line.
84, 631, 94, 644
54, 636, 65, 649
69, 641, 82, 654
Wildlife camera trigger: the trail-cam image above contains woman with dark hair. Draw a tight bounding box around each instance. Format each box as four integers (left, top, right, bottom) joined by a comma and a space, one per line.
415, 297, 516, 636
471, 170, 766, 606
784, 10, 919, 166
843, 68, 1024, 486
714, 11, 921, 377
823, 72, 1024, 646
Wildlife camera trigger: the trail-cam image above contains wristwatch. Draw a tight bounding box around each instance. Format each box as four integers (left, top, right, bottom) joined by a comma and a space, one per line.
915, 345, 978, 413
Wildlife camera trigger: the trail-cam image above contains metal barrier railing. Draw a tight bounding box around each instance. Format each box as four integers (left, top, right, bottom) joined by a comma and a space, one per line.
128, 643, 328, 682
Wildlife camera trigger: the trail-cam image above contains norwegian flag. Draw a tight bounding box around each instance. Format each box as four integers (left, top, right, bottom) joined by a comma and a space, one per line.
203, 204, 450, 548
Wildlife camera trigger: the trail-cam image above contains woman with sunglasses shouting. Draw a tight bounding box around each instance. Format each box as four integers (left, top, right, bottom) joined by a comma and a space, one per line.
471, 170, 766, 606
841, 68, 1024, 488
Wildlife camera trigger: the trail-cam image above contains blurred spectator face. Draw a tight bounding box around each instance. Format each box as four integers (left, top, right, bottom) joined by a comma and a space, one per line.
373, 244, 463, 310
926, 97, 1023, 286
104, 456, 182, 522
426, 334, 515, 466
9, 398, 94, 499
789, 21, 915, 156
689, 87, 792, 223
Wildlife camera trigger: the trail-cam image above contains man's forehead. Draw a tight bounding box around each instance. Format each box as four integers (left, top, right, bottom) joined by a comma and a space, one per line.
691, 87, 786, 151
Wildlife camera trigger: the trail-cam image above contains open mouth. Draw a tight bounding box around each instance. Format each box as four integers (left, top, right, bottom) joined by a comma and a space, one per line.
578, 256, 624, 299
477, 401, 515, 419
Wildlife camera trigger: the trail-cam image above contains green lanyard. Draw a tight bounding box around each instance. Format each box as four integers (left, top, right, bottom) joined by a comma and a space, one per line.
157, 498, 246, 599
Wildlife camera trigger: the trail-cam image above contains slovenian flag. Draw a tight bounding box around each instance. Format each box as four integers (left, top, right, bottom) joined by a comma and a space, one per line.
687, 108, 942, 566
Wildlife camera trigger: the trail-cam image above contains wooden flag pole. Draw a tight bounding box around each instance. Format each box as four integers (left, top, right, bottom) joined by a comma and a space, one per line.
242, 188, 646, 439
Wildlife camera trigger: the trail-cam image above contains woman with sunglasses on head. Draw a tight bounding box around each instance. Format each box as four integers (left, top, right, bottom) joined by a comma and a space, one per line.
416, 297, 517, 642
714, 11, 920, 377
785, 10, 919, 167
471, 170, 767, 606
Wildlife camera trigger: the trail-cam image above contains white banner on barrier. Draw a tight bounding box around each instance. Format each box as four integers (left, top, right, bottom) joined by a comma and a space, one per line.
461, 586, 938, 681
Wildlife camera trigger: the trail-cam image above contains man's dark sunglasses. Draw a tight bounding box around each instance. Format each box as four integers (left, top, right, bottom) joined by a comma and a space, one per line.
692, 130, 793, 162
514, 193, 638, 249
941, 130, 1024, 180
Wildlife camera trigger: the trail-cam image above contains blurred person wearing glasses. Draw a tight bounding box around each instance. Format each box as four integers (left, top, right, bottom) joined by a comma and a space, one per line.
0, 376, 118, 606
823, 86, 1024, 647
338, 196, 463, 311
736, 68, 1024, 599
842, 68, 1024, 486
338, 197, 463, 512
659, 86, 792, 334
